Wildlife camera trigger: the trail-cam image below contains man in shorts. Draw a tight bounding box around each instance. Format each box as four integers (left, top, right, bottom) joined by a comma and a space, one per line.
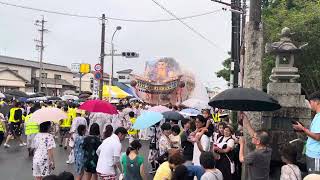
60, 106, 72, 149
4, 101, 26, 148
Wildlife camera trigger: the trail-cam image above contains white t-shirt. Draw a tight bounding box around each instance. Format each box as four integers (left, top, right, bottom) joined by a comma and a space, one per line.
32, 133, 56, 164
201, 169, 223, 180
192, 133, 210, 166
70, 117, 87, 133
169, 134, 181, 149
96, 134, 122, 175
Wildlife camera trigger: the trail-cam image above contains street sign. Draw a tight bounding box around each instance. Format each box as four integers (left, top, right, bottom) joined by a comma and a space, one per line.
93, 79, 99, 96
94, 64, 102, 71
94, 71, 102, 80
80, 63, 91, 73
71, 63, 80, 73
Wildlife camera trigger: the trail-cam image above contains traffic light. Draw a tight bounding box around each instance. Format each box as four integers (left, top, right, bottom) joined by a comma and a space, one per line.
121, 52, 139, 58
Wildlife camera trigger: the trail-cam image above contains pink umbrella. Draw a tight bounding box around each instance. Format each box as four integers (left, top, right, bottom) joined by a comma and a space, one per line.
148, 105, 170, 113
79, 100, 118, 114
29, 107, 67, 124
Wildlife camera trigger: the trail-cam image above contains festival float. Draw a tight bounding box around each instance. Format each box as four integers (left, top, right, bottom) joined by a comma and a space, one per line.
130, 58, 195, 105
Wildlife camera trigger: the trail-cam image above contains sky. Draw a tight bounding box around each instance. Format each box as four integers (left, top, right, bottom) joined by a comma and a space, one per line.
0, 0, 231, 89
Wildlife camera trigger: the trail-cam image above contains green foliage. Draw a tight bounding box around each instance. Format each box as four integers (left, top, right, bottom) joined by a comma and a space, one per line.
216, 57, 231, 82
263, 0, 320, 96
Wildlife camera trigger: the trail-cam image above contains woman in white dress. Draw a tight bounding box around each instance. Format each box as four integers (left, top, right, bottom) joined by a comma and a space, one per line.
32, 121, 56, 180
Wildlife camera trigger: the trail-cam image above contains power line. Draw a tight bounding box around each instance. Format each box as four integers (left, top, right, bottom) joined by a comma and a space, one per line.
110, 9, 223, 22
0, 1, 223, 22
0, 1, 99, 19
150, 0, 226, 51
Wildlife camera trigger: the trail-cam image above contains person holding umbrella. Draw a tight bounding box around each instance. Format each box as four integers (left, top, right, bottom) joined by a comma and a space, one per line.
239, 113, 272, 180
31, 121, 56, 180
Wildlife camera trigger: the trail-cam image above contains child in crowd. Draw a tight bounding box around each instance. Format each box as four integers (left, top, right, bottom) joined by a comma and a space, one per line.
169, 125, 181, 149
128, 111, 139, 143
280, 144, 302, 180
200, 152, 223, 180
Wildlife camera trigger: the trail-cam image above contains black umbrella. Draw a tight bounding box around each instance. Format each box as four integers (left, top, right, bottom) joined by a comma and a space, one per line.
162, 111, 184, 121
79, 91, 92, 96
208, 88, 281, 111
4, 90, 28, 98
79, 94, 91, 99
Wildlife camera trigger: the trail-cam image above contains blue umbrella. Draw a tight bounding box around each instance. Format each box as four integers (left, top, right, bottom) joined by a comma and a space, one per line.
18, 97, 28, 102
179, 108, 201, 117
132, 112, 163, 130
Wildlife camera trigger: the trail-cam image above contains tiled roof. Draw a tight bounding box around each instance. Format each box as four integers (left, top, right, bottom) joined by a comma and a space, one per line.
116, 69, 133, 74
0, 67, 29, 82
0, 55, 71, 73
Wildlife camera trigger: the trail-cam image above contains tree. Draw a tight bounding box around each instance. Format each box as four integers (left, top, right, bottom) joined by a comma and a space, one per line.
216, 0, 320, 96
215, 56, 231, 83
263, 0, 320, 96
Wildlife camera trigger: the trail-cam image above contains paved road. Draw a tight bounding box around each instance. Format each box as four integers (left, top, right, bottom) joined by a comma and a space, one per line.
0, 137, 154, 180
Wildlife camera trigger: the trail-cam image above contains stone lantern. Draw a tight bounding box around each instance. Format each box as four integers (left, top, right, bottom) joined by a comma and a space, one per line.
262, 27, 310, 179
266, 27, 307, 82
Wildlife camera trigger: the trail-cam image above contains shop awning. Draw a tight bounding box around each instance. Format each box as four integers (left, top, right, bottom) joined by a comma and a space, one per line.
103, 85, 131, 99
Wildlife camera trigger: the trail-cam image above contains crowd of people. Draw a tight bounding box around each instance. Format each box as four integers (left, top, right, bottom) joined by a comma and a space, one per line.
1, 91, 320, 180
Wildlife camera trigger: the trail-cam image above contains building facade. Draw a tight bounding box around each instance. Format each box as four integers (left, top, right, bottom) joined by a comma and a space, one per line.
0, 55, 75, 95
116, 69, 132, 85
73, 72, 110, 94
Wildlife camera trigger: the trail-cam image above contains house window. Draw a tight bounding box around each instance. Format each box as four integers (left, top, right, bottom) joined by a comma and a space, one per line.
41, 73, 47, 78
54, 74, 61, 79
119, 75, 126, 79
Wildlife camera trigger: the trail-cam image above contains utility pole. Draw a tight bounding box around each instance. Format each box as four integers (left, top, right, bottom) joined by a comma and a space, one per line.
240, 0, 247, 87
230, 0, 241, 88
79, 73, 82, 95
212, 0, 242, 88
99, 14, 106, 100
242, 0, 263, 179
35, 16, 47, 93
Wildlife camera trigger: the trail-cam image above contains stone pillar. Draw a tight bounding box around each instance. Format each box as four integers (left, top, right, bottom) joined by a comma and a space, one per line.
242, 21, 264, 180
262, 80, 310, 179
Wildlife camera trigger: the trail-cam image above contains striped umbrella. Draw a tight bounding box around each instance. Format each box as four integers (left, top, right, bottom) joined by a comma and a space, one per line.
103, 85, 131, 99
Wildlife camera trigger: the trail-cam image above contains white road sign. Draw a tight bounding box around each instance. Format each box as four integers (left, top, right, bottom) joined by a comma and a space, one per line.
71, 63, 80, 73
